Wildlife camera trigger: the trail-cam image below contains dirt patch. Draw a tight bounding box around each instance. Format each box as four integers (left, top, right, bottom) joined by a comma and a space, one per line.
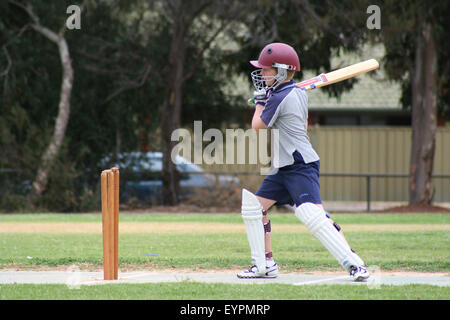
373, 203, 450, 213
120, 204, 239, 213
0, 263, 103, 272
1, 222, 449, 233
119, 203, 450, 214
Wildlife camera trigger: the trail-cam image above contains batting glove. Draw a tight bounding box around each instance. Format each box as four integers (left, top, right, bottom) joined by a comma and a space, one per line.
253, 89, 271, 107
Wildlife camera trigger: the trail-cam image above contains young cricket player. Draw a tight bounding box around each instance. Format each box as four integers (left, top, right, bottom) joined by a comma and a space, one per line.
238, 42, 369, 281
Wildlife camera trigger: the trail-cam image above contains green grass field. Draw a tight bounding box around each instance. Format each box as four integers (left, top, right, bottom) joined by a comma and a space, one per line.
1, 283, 447, 300
0, 212, 449, 300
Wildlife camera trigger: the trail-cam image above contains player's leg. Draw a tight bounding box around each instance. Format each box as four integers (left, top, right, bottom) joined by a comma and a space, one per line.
237, 189, 271, 278
238, 173, 290, 279
316, 204, 351, 247
322, 208, 363, 260
256, 196, 278, 276
289, 204, 352, 247
288, 204, 356, 252
256, 197, 276, 261
295, 203, 369, 281
323, 210, 368, 280
285, 154, 369, 281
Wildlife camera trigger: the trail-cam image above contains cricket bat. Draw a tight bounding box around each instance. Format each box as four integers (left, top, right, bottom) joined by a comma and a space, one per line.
248, 59, 379, 105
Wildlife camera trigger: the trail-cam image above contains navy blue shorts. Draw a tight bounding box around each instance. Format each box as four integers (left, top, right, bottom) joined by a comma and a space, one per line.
256, 151, 322, 206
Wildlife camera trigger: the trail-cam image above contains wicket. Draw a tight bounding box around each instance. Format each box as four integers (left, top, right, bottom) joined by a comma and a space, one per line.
101, 167, 119, 280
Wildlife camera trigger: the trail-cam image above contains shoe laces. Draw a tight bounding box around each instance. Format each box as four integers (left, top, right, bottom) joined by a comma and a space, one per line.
349, 266, 358, 276
247, 265, 257, 272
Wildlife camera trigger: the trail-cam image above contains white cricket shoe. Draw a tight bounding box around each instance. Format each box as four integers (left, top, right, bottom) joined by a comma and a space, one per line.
349, 265, 370, 282
237, 263, 279, 279
265, 261, 279, 278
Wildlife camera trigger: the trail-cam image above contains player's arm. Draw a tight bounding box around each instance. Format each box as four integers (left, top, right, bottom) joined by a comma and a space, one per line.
252, 104, 267, 131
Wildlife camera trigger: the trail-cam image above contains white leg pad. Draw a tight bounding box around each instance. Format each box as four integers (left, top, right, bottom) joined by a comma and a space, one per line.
241, 189, 266, 275
295, 203, 365, 272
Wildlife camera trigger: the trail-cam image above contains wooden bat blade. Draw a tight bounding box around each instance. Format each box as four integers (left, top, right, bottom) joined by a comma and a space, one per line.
296, 59, 379, 91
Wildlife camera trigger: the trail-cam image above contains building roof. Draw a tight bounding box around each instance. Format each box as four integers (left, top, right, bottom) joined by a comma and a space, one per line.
301, 44, 403, 111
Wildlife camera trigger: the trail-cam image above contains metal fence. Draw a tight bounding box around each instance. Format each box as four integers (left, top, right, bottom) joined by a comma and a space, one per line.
2, 168, 449, 211
190, 171, 450, 211
197, 127, 450, 204
319, 172, 450, 211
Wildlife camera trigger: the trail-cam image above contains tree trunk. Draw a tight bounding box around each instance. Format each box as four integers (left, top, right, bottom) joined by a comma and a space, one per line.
161, 18, 186, 205
409, 22, 438, 205
28, 34, 73, 203
159, 0, 218, 205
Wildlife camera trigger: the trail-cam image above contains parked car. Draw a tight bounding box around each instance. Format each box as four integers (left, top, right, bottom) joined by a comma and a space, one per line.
99, 152, 239, 204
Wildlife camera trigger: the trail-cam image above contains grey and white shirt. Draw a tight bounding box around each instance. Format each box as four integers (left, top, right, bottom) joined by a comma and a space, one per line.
260, 80, 319, 168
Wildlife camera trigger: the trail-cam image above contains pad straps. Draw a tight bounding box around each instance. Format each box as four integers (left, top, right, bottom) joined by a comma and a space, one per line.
262, 209, 273, 259
262, 210, 271, 233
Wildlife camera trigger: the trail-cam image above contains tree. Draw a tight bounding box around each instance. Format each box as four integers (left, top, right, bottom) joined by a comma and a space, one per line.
410, 21, 437, 204
376, 1, 450, 204
6, 0, 82, 203
0, 0, 157, 210
155, 0, 254, 205
0, 0, 251, 210
227, 0, 371, 102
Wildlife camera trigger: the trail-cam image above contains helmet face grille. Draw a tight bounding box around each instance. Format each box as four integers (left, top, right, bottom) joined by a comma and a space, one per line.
251, 70, 271, 91
250, 69, 287, 92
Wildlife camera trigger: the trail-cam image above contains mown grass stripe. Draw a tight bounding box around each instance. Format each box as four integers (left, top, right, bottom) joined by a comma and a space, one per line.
0, 282, 448, 300
0, 222, 449, 234
1, 213, 449, 225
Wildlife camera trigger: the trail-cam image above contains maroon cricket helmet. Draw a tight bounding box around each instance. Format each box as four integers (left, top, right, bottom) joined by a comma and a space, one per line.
250, 42, 301, 71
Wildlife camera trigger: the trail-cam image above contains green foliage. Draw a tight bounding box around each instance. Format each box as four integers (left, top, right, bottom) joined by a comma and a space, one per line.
2, 1, 448, 211
374, 0, 450, 119
225, 0, 369, 98
0, 1, 253, 212
0, 104, 49, 212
